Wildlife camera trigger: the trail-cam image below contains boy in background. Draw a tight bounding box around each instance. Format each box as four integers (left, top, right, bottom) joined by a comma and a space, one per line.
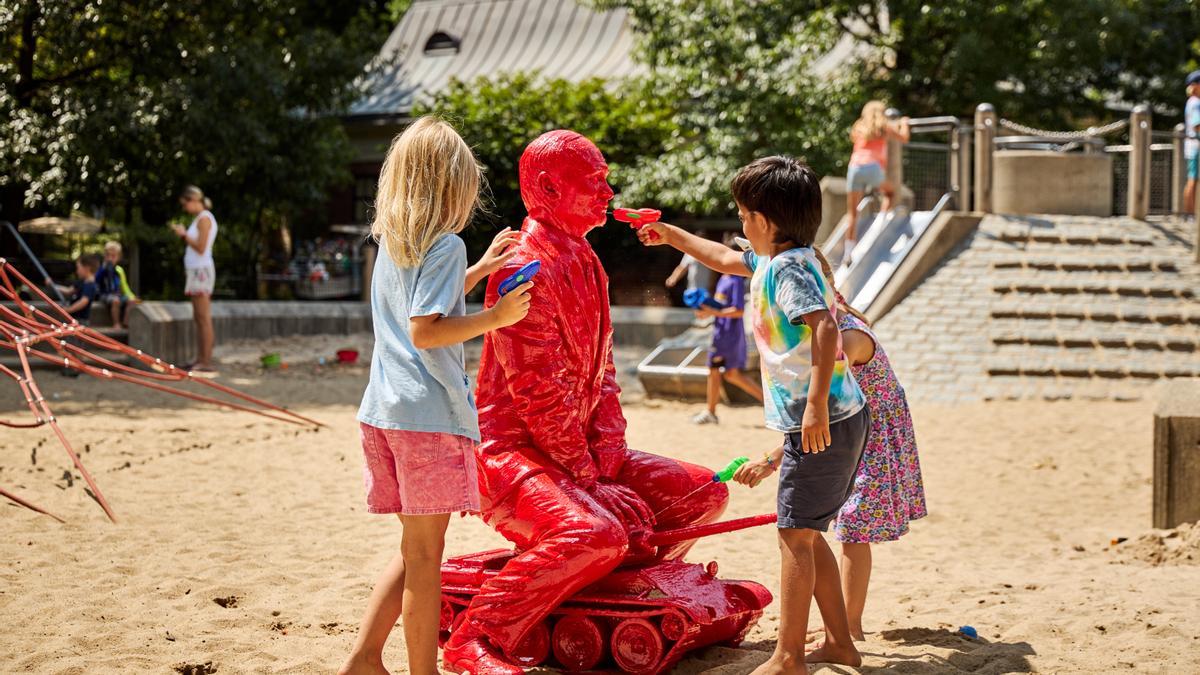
638, 156, 868, 670
96, 241, 137, 330
45, 254, 102, 377
692, 232, 763, 425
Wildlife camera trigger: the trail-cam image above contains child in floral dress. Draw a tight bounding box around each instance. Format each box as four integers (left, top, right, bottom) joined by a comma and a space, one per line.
834, 308, 926, 639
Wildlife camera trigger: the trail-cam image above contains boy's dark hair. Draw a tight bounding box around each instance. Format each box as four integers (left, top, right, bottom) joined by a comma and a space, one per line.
77, 253, 101, 274
730, 156, 822, 247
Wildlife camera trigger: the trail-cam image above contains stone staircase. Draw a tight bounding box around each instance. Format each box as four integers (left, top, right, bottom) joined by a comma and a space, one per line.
0, 299, 130, 370
872, 214, 1200, 403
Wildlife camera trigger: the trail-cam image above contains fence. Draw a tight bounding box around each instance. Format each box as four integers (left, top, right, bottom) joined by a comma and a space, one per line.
895, 115, 969, 211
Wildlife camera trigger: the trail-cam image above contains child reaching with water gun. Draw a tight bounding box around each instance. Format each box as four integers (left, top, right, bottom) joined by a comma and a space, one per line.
734, 246, 926, 643
340, 117, 532, 675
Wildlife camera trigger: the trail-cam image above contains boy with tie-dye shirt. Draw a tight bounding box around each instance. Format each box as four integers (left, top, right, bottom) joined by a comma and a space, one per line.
637, 156, 868, 670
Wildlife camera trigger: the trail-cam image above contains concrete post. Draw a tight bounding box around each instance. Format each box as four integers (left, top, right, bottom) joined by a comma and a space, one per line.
974, 104, 996, 213
956, 125, 973, 212
1172, 123, 1185, 214
1128, 105, 1151, 220
885, 108, 904, 194
361, 243, 377, 303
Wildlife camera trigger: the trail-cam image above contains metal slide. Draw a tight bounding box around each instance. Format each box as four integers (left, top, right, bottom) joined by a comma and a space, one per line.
828, 192, 951, 315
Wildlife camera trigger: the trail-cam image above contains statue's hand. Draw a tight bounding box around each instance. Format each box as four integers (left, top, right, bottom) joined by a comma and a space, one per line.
589, 481, 655, 529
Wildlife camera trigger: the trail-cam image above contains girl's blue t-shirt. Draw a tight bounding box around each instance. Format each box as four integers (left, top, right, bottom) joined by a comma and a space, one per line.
357, 233, 479, 441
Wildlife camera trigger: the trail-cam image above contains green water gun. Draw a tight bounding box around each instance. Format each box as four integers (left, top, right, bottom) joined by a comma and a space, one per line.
712, 456, 750, 483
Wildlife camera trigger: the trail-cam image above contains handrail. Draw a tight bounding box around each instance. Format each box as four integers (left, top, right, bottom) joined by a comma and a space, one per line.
1, 220, 66, 304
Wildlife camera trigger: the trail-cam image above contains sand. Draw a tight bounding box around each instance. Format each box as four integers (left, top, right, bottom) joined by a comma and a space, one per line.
2, 349, 1199, 673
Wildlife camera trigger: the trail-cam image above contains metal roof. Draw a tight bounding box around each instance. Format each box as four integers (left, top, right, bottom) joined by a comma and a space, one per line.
350, 0, 640, 118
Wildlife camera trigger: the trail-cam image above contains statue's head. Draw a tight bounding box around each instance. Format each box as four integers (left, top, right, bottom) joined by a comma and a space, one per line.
519, 130, 614, 237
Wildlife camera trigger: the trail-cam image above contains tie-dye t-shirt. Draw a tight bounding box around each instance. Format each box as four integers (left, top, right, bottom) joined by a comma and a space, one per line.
742, 248, 866, 432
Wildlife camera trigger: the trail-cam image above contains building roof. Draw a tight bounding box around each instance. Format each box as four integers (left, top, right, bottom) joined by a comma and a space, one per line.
350, 0, 640, 118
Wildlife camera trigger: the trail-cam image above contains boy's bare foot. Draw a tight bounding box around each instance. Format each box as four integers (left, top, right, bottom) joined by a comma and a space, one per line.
750, 651, 807, 675
849, 625, 866, 641
337, 653, 389, 675
806, 641, 862, 667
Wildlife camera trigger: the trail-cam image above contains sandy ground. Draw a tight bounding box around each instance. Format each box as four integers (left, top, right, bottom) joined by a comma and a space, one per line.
2, 343, 1199, 674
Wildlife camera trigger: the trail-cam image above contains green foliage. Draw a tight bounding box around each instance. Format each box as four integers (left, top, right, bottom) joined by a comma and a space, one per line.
788, 0, 1200, 125
0, 0, 393, 296
591, 1, 862, 216
414, 71, 678, 251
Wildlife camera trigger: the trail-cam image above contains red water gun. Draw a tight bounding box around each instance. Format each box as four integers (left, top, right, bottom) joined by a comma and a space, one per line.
613, 207, 662, 241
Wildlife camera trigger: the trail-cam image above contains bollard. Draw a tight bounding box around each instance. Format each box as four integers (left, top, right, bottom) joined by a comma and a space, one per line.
1172, 123, 1185, 215
1128, 105, 1151, 220
956, 125, 973, 212
974, 104, 996, 213
885, 108, 904, 197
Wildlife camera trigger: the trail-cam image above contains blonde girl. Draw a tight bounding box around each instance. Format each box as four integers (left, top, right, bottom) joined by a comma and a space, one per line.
171, 185, 218, 373
845, 101, 911, 264
340, 116, 531, 675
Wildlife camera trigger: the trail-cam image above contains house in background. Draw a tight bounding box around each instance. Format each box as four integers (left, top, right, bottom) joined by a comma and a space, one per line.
326, 0, 640, 227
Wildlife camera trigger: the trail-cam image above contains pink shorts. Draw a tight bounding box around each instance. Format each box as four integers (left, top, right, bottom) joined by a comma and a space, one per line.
359, 424, 481, 515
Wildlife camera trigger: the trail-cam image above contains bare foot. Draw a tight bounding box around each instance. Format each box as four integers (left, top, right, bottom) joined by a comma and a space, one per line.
849, 625, 866, 642
337, 653, 390, 675
806, 641, 862, 667
750, 651, 807, 675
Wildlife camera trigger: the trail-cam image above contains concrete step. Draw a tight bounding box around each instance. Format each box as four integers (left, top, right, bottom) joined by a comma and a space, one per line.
991, 276, 1195, 299
990, 328, 1199, 353
985, 346, 1200, 379
987, 229, 1157, 247
989, 298, 1200, 325
979, 375, 1156, 402
990, 256, 1182, 273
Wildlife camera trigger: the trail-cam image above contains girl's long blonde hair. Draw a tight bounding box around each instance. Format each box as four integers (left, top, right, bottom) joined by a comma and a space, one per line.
851, 100, 888, 141
371, 116, 483, 267
812, 247, 871, 327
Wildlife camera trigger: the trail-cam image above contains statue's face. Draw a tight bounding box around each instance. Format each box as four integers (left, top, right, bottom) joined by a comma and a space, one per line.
520, 131, 615, 237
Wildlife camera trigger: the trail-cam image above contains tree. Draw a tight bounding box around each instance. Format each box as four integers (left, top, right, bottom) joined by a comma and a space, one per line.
593, 1, 863, 215
795, 0, 1200, 125
0, 0, 395, 296
414, 72, 678, 254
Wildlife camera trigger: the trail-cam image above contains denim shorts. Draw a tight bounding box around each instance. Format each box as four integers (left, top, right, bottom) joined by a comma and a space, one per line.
776, 405, 871, 531
847, 162, 885, 193
1188, 153, 1198, 180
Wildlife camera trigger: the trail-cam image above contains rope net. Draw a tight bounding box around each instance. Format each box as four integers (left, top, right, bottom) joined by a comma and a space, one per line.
0, 258, 322, 523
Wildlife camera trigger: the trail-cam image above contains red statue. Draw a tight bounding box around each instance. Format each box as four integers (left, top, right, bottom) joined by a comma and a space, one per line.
442, 131, 730, 673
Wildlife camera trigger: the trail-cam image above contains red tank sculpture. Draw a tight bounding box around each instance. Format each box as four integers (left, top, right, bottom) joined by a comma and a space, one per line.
440, 514, 777, 674
441, 131, 736, 674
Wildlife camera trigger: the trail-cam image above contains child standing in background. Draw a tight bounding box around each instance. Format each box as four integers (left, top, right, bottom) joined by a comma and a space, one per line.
692, 233, 763, 425
340, 117, 531, 675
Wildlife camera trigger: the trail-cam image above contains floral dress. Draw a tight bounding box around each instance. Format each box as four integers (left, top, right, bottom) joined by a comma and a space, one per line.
834, 313, 927, 543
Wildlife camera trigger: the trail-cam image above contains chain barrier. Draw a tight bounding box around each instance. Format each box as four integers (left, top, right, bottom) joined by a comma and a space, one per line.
998, 118, 1129, 140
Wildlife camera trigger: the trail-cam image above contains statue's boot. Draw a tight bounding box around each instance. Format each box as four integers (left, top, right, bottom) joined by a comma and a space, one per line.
443, 621, 524, 675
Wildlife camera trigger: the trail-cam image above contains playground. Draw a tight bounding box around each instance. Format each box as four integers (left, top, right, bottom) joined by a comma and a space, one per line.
2, 361, 1198, 672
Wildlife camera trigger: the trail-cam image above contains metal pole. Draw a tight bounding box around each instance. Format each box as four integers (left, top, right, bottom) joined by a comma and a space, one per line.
885, 107, 904, 198
1128, 105, 1150, 220
974, 103, 995, 213
1, 220, 66, 304
957, 125, 973, 212
1171, 123, 1185, 215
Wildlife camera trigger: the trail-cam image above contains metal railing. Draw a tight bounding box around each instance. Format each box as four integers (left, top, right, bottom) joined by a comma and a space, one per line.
893, 115, 969, 210
971, 103, 1189, 219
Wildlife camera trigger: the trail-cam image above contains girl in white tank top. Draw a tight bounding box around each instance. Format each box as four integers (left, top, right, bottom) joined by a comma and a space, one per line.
183, 209, 218, 270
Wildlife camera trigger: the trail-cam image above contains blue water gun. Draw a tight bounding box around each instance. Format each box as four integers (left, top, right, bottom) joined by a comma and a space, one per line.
683, 287, 727, 311
498, 260, 541, 296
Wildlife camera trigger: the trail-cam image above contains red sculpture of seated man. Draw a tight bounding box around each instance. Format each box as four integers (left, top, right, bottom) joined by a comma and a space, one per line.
442, 131, 730, 673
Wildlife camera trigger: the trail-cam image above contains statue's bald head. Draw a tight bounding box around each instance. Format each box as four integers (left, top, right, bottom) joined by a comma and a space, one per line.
519, 130, 613, 237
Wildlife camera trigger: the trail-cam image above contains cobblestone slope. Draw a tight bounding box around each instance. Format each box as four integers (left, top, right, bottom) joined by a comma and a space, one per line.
873, 215, 1199, 402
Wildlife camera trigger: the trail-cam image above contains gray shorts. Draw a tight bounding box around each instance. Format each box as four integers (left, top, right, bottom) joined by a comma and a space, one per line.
777, 405, 871, 531
846, 161, 885, 193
